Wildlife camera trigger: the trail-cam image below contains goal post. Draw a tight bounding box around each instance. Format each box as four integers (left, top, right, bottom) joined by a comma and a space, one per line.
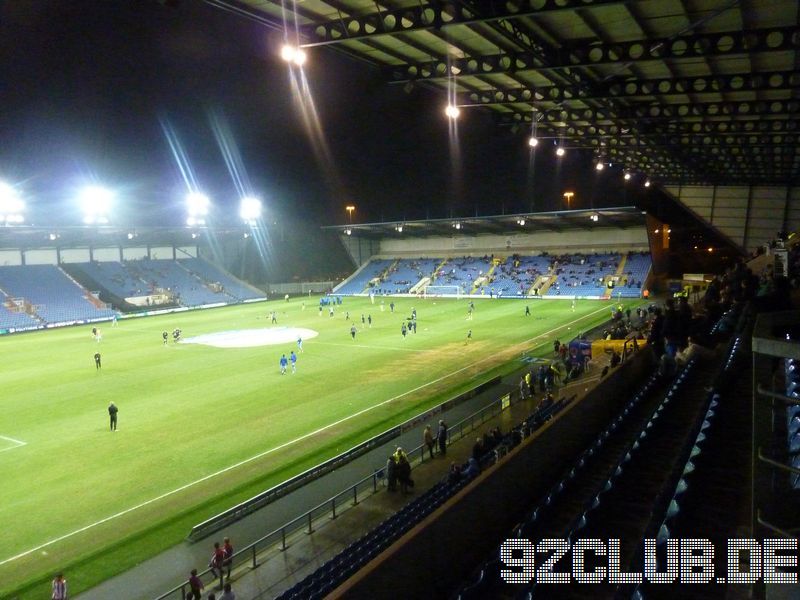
423, 285, 464, 299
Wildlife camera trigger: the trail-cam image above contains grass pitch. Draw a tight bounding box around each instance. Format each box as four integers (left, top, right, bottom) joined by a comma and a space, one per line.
0, 295, 640, 597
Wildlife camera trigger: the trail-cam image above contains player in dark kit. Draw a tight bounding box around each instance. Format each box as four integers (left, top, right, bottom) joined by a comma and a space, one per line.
108, 402, 118, 431
162, 331, 168, 345
94, 352, 101, 370
173, 328, 181, 342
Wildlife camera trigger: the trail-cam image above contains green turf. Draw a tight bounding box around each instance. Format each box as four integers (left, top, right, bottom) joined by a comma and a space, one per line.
0, 295, 641, 598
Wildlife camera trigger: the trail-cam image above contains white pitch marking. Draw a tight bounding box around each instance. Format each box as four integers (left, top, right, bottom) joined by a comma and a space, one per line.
0, 303, 611, 566
0, 435, 26, 453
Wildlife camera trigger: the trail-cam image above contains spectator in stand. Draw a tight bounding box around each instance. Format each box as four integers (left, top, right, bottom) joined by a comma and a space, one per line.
676, 336, 714, 366
386, 454, 397, 492
464, 457, 480, 478
396, 451, 413, 493
437, 420, 448, 456
209, 541, 225, 580
647, 307, 665, 359
423, 425, 435, 460
448, 461, 462, 484
222, 537, 233, 580
188, 568, 204, 600
472, 437, 485, 461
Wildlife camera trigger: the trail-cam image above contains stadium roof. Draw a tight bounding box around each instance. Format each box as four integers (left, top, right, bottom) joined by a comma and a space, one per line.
321, 206, 646, 238
209, 0, 800, 186
0, 226, 251, 248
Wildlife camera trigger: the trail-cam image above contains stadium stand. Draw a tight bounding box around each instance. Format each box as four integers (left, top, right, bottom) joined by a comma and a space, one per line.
0, 265, 117, 325
546, 252, 620, 297
378, 258, 440, 294
335, 259, 394, 295
433, 256, 493, 293
178, 258, 264, 301
0, 296, 39, 330
484, 254, 551, 297
71, 259, 265, 308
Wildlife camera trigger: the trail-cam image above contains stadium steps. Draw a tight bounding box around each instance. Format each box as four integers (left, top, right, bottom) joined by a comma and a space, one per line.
537, 274, 558, 296
472, 257, 503, 295
376, 259, 399, 292
533, 358, 725, 600
175, 260, 238, 302
601, 255, 628, 299
57, 267, 109, 310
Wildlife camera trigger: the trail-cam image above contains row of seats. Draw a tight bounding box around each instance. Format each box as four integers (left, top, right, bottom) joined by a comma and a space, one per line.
179, 258, 264, 300
335, 259, 394, 295
628, 334, 746, 599
458, 363, 693, 600
0, 265, 117, 328
337, 253, 652, 297
72, 259, 265, 307
786, 356, 800, 487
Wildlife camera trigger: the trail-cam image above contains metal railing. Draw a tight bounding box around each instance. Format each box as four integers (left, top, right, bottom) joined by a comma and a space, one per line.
154, 388, 521, 600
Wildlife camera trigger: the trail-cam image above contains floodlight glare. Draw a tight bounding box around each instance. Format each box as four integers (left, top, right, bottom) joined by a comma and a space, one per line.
240, 196, 262, 222
644, 179, 651, 187
528, 137, 538, 147
556, 147, 565, 157
445, 104, 461, 119
624, 172, 632, 181
80, 186, 113, 224
281, 44, 307, 66
595, 162, 604, 171
186, 192, 210, 216
0, 181, 24, 224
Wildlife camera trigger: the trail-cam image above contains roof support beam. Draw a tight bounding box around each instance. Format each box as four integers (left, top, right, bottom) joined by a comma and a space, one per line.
455, 71, 800, 105
381, 26, 800, 83
299, 0, 628, 47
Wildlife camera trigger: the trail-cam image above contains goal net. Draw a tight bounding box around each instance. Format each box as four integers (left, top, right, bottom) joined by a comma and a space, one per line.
424, 285, 464, 299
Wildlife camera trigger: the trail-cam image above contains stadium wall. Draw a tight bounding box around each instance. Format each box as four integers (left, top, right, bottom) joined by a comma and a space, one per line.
664, 184, 800, 252
377, 226, 648, 257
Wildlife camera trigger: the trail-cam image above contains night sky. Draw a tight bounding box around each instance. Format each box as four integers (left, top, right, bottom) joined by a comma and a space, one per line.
0, 0, 632, 230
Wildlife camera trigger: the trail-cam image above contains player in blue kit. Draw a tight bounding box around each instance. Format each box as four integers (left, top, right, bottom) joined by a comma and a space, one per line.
279, 354, 288, 375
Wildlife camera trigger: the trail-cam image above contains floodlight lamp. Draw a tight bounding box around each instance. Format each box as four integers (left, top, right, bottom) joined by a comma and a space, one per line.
595, 162, 604, 171
454, 222, 461, 230
0, 182, 24, 216
191, 232, 199, 239
396, 225, 403, 233
49, 233, 57, 241
624, 172, 632, 181
127, 232, 134, 240
528, 137, 538, 147
186, 192, 210, 216
281, 44, 307, 66
345, 228, 352, 236
445, 104, 461, 119
556, 147, 565, 157
243, 232, 250, 239
591, 214, 599, 222
240, 196, 262, 222
644, 180, 651, 187
518, 219, 526, 226
80, 186, 113, 223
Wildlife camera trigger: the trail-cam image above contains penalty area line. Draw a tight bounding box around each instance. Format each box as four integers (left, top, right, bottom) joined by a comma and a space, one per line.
0, 303, 610, 567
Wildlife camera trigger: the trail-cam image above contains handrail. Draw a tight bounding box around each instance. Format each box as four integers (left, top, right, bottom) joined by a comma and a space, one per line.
756, 510, 795, 538
757, 446, 800, 475
756, 384, 800, 406
153, 386, 520, 600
